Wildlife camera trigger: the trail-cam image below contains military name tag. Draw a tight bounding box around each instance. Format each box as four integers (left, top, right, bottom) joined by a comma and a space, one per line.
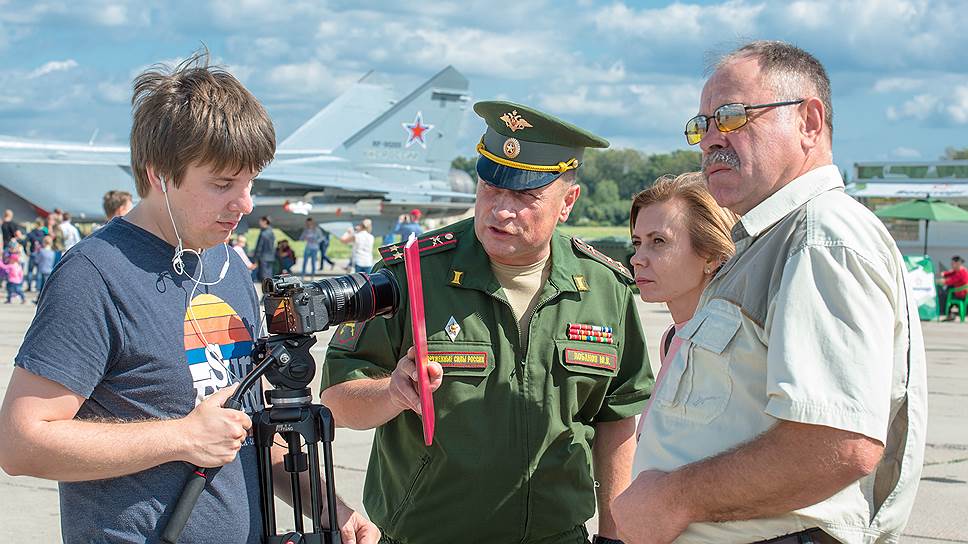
563, 348, 617, 371
427, 351, 488, 368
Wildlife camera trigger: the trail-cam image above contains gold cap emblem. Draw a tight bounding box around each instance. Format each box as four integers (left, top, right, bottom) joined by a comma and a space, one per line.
503, 138, 521, 159
500, 110, 533, 132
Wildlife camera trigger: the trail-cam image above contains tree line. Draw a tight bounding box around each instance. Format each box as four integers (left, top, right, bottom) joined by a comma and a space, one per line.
452, 148, 701, 226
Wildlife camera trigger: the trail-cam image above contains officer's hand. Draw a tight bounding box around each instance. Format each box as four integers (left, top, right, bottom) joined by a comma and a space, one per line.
336, 502, 381, 544
612, 470, 690, 544
179, 383, 252, 467
388, 346, 444, 415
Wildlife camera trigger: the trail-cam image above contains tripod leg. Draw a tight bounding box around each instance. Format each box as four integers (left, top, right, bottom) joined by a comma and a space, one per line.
285, 431, 306, 535
257, 428, 277, 537
321, 440, 339, 535
306, 442, 324, 532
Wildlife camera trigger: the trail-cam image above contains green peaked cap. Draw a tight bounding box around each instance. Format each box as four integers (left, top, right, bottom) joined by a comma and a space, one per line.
473, 100, 609, 191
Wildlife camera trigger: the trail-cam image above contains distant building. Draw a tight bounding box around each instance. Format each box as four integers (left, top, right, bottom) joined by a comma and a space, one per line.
847, 160, 968, 266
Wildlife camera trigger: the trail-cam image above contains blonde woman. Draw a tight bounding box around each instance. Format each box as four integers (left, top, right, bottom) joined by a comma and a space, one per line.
629, 172, 736, 427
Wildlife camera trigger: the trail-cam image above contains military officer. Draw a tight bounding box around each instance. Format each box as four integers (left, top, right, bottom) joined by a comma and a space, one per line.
321, 101, 654, 544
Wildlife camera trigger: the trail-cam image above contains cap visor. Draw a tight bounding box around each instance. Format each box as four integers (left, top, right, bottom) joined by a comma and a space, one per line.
476, 155, 562, 191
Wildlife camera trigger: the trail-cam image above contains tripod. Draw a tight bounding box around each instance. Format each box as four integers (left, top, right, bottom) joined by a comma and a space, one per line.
162, 334, 342, 544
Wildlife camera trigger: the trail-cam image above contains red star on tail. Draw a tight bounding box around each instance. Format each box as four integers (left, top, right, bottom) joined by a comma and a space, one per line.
403, 111, 434, 148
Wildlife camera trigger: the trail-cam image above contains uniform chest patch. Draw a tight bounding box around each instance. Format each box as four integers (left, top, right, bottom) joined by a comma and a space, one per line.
563, 348, 617, 371
427, 351, 488, 368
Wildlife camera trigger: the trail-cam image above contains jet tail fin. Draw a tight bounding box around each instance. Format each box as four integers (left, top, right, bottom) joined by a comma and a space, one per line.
333, 66, 471, 174
277, 71, 397, 153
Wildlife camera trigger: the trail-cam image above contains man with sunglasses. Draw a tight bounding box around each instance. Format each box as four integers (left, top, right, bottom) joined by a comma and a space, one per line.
614, 40, 927, 543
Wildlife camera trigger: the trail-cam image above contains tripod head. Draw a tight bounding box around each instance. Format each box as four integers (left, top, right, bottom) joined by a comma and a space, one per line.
220, 333, 318, 411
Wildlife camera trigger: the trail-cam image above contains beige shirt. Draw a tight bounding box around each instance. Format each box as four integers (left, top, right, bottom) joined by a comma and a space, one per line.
633, 165, 927, 543
490, 254, 552, 342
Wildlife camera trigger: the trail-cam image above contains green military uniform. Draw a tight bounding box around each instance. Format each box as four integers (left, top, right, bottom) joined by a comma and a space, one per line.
321, 102, 653, 544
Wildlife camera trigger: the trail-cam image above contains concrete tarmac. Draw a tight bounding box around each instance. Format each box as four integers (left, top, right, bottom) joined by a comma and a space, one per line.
0, 271, 965, 542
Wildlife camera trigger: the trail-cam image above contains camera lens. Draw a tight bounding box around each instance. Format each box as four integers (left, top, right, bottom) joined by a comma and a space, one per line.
314, 268, 399, 325
263, 269, 400, 335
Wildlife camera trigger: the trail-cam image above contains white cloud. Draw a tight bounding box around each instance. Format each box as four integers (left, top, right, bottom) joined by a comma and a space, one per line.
265, 61, 356, 99
594, 1, 765, 43
591, 1, 966, 74
312, 18, 565, 80
97, 80, 129, 103
1, 1, 148, 27
251, 37, 290, 58
540, 76, 702, 133
541, 86, 627, 117
573, 61, 627, 84
885, 78, 968, 126
92, 3, 128, 26
209, 0, 327, 27
946, 85, 968, 124
27, 59, 78, 79
873, 77, 925, 93
0, 94, 24, 107
776, 0, 963, 71
892, 146, 921, 158
887, 93, 939, 121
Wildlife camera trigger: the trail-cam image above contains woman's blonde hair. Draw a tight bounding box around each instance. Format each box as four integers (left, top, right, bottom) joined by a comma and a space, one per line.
630, 172, 737, 265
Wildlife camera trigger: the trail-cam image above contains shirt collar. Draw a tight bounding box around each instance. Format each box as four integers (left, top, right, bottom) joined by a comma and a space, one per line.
735, 164, 843, 241
446, 222, 580, 294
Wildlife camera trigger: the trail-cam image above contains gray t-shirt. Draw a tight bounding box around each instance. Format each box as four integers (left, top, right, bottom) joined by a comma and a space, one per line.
16, 217, 264, 543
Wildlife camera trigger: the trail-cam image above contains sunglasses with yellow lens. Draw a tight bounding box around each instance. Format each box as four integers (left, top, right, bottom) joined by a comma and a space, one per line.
684, 99, 804, 145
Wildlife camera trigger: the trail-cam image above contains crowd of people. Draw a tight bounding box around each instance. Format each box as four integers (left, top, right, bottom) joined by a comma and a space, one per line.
0, 198, 130, 303
0, 40, 945, 544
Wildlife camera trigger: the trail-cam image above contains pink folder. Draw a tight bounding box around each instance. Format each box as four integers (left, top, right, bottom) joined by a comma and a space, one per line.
404, 234, 435, 446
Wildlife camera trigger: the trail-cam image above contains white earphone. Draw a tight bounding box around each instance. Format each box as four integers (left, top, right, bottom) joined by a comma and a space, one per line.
159, 174, 230, 283
159, 173, 238, 381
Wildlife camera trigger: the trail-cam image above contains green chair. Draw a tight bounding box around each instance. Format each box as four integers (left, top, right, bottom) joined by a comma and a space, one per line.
941, 284, 968, 322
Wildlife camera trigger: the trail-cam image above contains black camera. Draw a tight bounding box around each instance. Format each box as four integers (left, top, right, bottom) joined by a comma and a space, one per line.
262, 269, 400, 335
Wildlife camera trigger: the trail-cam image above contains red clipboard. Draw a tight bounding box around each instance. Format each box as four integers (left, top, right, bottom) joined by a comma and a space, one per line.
404, 233, 435, 445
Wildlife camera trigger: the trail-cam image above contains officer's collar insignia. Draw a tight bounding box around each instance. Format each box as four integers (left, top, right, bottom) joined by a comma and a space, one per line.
500, 110, 533, 132
379, 231, 457, 264
573, 274, 589, 292
450, 270, 464, 286
446, 316, 461, 342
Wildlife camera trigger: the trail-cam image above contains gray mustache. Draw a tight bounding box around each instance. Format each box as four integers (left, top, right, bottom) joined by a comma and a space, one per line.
702, 148, 741, 171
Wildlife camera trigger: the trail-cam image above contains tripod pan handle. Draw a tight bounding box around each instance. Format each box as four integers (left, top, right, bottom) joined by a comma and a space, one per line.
161, 468, 208, 543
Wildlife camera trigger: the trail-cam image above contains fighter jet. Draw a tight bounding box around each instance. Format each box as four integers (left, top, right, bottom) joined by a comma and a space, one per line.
0, 66, 476, 236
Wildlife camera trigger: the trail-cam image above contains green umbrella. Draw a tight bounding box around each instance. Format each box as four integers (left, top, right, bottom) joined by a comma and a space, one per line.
875, 198, 968, 254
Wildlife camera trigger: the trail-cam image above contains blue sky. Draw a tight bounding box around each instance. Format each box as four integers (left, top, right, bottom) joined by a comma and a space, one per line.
0, 0, 965, 176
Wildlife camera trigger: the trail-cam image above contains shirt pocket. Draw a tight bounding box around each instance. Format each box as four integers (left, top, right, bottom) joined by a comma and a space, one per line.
657, 304, 740, 423
553, 340, 619, 416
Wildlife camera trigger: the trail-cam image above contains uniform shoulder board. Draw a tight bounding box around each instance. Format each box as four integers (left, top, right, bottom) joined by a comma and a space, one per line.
572, 237, 633, 283
379, 231, 458, 265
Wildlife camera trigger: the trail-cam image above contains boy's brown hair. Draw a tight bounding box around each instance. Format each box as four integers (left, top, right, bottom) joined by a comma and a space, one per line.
129, 48, 276, 197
